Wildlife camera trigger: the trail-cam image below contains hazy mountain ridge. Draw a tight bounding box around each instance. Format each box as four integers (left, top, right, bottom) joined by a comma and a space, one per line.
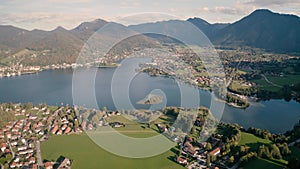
211, 9, 300, 53
186, 17, 229, 39
0, 9, 300, 66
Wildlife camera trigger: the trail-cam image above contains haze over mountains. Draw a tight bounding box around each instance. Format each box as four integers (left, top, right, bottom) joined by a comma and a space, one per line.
0, 9, 299, 66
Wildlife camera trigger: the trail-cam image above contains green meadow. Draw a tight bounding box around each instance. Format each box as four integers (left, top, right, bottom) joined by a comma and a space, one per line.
41, 134, 184, 169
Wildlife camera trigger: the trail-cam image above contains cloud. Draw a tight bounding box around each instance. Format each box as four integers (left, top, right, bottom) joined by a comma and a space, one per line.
0, 12, 97, 30
246, 0, 300, 6
112, 12, 178, 26
194, 6, 252, 16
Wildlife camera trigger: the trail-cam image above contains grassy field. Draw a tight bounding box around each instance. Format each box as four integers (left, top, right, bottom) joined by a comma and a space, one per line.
229, 80, 251, 90
238, 132, 289, 167
252, 78, 281, 92
243, 158, 285, 169
252, 74, 300, 92
238, 132, 271, 151
106, 115, 158, 138
41, 134, 184, 169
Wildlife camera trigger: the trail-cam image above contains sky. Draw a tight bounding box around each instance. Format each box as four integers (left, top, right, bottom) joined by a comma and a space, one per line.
1, 0, 300, 30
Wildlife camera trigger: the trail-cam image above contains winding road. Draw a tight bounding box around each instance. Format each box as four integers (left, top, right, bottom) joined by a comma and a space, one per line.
261, 74, 282, 88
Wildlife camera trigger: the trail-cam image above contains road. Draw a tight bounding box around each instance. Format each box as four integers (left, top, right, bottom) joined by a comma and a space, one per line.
36, 141, 43, 167
261, 74, 282, 88
8, 142, 15, 159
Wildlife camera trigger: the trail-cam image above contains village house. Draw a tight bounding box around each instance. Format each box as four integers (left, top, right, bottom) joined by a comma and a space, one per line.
10, 162, 17, 168
44, 162, 53, 169
57, 157, 71, 169
6, 132, 12, 139
0, 142, 7, 152
12, 127, 19, 132
209, 147, 221, 156
29, 116, 38, 120
88, 124, 93, 130
11, 133, 20, 140
64, 127, 72, 134
17, 145, 27, 151
29, 157, 36, 164
51, 125, 59, 134
183, 141, 199, 157
61, 124, 68, 131
177, 156, 188, 165
11, 141, 18, 146
57, 130, 63, 135
109, 122, 125, 128
25, 153, 33, 160
14, 157, 20, 162
157, 124, 168, 133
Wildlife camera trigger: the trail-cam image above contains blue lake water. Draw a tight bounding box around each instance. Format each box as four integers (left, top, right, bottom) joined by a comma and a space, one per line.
0, 60, 300, 133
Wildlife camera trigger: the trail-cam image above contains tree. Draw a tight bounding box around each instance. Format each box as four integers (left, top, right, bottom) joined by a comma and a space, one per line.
229, 156, 235, 163
258, 145, 264, 157
206, 143, 212, 151
190, 127, 197, 135
206, 155, 211, 167
67, 115, 74, 122
271, 144, 282, 159
240, 145, 246, 154
0, 157, 6, 165
5, 154, 12, 162
258, 145, 272, 159
281, 143, 291, 155
91, 115, 99, 125
211, 155, 217, 162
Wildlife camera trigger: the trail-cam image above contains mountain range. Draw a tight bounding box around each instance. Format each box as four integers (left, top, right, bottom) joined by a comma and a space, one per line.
0, 9, 299, 66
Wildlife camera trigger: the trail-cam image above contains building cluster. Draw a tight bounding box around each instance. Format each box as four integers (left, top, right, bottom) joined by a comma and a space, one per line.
0, 105, 75, 169
0, 107, 47, 168
49, 107, 82, 135
0, 66, 41, 77
177, 135, 225, 169
43, 157, 71, 169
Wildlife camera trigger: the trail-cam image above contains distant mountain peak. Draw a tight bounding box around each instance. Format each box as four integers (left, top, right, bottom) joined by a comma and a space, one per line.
252, 9, 273, 14
187, 17, 210, 25
91, 18, 107, 24
213, 8, 300, 53
52, 26, 67, 32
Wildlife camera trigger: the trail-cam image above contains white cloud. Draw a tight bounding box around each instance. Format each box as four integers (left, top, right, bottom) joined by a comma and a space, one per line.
0, 12, 98, 30
194, 6, 253, 16
246, 0, 300, 6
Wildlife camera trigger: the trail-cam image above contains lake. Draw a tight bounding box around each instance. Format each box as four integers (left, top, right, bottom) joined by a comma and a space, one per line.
0, 59, 300, 133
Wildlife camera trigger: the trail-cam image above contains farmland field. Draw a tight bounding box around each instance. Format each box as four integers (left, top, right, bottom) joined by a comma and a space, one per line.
252, 74, 300, 92
238, 132, 271, 151
243, 158, 285, 169
41, 134, 184, 169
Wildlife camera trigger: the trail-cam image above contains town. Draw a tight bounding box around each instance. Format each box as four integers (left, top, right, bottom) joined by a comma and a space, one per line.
0, 103, 299, 169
